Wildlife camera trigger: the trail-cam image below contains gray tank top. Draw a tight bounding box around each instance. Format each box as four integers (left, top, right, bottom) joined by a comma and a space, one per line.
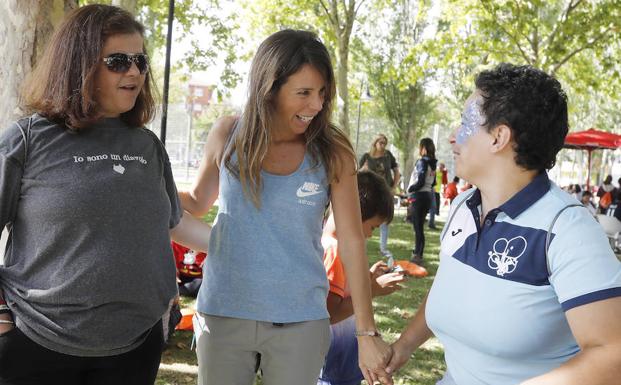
196, 150, 331, 322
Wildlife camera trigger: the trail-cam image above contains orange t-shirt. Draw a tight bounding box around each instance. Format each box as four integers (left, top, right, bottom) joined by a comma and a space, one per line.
444, 182, 458, 202
322, 235, 349, 298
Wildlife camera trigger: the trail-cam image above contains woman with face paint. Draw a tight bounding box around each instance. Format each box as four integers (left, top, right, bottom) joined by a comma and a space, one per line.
0, 5, 211, 384
406, 138, 437, 265
386, 64, 621, 385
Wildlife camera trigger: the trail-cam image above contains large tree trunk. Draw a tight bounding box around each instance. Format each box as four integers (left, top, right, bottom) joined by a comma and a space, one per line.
0, 0, 76, 261
336, 42, 350, 136
0, 0, 76, 130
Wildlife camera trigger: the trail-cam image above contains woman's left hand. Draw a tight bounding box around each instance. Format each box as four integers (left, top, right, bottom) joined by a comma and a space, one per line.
358, 336, 394, 384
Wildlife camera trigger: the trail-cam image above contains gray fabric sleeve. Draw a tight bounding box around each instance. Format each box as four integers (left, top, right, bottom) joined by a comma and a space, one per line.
0, 122, 27, 230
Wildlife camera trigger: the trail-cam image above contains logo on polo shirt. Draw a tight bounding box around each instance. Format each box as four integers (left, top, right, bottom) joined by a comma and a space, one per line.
487, 236, 527, 276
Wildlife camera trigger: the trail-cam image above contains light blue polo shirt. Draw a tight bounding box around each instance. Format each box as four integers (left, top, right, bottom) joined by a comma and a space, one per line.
426, 172, 621, 385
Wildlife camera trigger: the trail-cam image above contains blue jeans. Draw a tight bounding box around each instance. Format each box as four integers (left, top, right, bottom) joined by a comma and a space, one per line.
429, 192, 437, 227
379, 223, 389, 252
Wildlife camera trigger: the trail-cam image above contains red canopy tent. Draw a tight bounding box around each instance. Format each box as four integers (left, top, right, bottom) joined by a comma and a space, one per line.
563, 128, 621, 189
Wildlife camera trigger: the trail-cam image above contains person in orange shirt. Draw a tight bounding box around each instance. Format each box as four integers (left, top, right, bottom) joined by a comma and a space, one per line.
444, 176, 460, 204
319, 171, 404, 385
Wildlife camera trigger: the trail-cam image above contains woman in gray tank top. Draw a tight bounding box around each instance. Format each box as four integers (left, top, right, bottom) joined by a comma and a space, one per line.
180, 30, 393, 385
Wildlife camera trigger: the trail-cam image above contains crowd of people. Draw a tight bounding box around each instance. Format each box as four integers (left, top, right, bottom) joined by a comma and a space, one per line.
565, 175, 621, 219
0, 4, 620, 385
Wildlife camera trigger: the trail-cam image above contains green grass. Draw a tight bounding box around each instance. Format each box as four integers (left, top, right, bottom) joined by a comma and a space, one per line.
156, 208, 446, 385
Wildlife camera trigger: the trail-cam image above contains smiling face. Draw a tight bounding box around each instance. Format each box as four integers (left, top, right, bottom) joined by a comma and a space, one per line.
273, 64, 325, 138
94, 33, 146, 118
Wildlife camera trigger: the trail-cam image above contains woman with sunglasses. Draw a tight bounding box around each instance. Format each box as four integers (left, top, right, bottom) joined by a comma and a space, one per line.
0, 5, 210, 384
180, 30, 393, 385
359, 134, 400, 258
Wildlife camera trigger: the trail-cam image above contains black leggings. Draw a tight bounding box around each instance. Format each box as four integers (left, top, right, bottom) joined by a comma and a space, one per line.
411, 191, 432, 258
0, 320, 163, 385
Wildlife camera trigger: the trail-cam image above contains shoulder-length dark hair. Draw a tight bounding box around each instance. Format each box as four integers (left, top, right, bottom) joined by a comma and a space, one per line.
419, 137, 436, 159
22, 4, 156, 130
224, 29, 355, 207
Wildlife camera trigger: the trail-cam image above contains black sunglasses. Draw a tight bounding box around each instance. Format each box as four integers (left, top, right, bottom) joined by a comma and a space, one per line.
102, 53, 149, 74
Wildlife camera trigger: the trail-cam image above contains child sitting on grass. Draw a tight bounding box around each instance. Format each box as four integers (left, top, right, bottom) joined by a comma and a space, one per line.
319, 170, 405, 385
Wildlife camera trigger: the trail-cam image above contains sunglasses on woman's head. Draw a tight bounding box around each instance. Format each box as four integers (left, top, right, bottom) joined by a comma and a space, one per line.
102, 53, 149, 74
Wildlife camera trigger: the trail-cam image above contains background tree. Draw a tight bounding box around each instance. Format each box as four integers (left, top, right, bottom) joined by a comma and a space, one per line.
242, 0, 370, 137
442, 0, 621, 131
356, 0, 439, 180
0, 0, 78, 129
86, 0, 243, 95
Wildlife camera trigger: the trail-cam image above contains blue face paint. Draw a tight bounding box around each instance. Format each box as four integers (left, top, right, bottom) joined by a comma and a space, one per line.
456, 96, 485, 145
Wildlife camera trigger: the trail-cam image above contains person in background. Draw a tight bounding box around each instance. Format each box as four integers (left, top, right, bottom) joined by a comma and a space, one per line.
571, 183, 582, 201
388, 63, 621, 385
319, 171, 404, 385
444, 176, 460, 204
597, 175, 616, 213
0, 5, 210, 384
428, 162, 445, 230
180, 30, 392, 385
407, 138, 437, 265
359, 134, 401, 257
580, 191, 597, 216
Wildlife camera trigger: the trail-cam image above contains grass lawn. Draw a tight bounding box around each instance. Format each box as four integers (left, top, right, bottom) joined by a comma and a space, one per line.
156, 206, 447, 385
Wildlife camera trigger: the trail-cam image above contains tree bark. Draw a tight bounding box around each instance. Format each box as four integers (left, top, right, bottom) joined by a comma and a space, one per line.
0, 0, 76, 130
336, 41, 350, 136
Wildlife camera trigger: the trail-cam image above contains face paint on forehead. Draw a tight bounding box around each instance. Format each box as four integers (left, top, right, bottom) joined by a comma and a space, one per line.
456, 96, 486, 145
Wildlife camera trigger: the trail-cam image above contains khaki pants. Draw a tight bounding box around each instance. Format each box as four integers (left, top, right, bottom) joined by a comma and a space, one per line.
194, 313, 330, 385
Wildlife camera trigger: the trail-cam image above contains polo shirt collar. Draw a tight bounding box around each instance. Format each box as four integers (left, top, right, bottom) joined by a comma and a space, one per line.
465, 172, 551, 219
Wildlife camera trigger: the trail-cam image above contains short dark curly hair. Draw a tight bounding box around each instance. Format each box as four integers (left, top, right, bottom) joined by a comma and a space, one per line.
475, 63, 568, 171
357, 171, 394, 224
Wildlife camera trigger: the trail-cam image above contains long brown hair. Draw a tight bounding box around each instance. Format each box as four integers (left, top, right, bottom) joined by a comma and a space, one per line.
369, 134, 388, 157
224, 29, 354, 207
22, 4, 156, 130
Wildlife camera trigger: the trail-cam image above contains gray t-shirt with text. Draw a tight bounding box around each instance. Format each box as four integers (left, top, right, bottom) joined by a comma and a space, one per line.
0, 114, 181, 356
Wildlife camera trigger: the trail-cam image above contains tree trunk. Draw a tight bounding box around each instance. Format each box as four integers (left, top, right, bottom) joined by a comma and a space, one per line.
336, 41, 350, 136
0, 0, 76, 130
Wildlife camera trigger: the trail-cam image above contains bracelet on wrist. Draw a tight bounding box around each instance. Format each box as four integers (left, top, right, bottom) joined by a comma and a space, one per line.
0, 319, 14, 324
355, 330, 381, 337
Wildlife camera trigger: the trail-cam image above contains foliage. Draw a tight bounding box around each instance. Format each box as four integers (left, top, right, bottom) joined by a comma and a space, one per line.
240, 0, 369, 137
439, 0, 621, 132
192, 103, 240, 143
355, 0, 440, 179
85, 0, 243, 94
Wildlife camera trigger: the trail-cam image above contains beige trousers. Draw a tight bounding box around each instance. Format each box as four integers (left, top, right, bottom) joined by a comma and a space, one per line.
194, 313, 330, 385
